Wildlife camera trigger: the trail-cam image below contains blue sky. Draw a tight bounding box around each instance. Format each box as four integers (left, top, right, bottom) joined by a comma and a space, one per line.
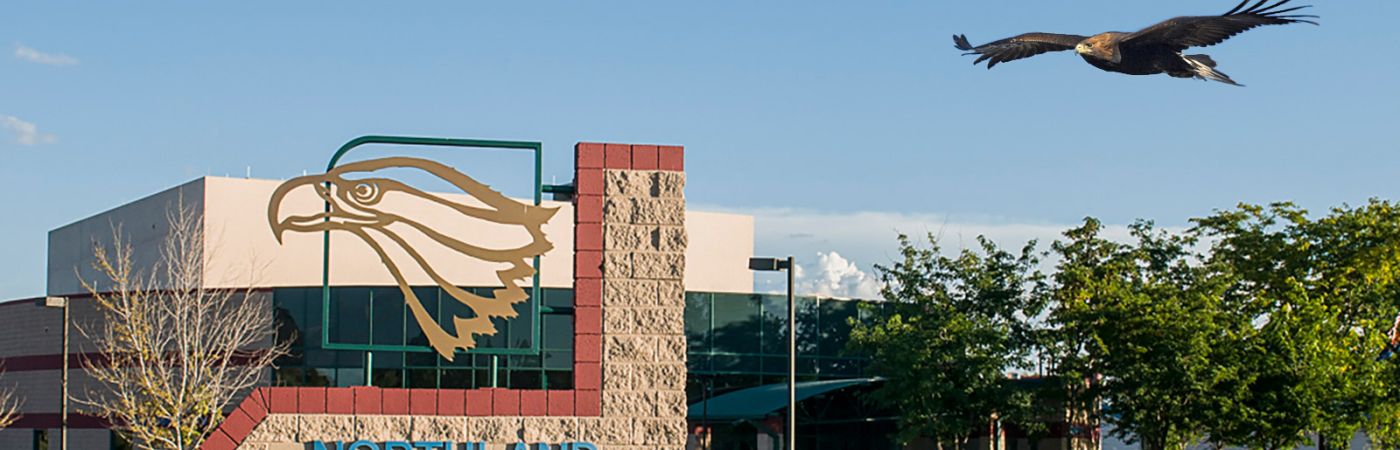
2, 1, 1398, 299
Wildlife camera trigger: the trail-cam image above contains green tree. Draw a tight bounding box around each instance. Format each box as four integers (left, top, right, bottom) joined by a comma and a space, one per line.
1045, 219, 1235, 450
850, 234, 1047, 449
1192, 202, 1400, 449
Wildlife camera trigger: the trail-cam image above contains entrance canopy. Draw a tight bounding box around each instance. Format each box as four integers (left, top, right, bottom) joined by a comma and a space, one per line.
688, 377, 883, 422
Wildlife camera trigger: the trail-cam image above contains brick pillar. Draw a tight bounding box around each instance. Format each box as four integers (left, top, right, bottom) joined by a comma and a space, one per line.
574, 142, 688, 449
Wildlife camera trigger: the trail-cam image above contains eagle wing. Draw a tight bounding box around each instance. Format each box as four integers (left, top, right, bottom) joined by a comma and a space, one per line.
954, 33, 1087, 69
1122, 0, 1317, 51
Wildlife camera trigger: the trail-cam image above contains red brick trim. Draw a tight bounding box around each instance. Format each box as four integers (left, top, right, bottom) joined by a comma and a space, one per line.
438, 389, 465, 416
659, 145, 685, 172
521, 390, 547, 415
632, 145, 659, 170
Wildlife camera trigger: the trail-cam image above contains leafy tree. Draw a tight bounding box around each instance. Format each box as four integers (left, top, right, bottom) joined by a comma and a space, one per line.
1192, 202, 1400, 449
851, 234, 1047, 449
1044, 219, 1235, 450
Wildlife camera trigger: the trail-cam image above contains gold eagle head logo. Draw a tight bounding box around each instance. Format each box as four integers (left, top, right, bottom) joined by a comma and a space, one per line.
266, 156, 558, 361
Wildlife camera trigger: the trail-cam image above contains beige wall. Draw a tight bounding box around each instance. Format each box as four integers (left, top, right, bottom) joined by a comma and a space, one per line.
47, 179, 206, 297
46, 176, 753, 296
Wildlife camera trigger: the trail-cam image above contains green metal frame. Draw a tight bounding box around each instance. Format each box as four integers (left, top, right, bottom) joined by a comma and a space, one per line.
319, 135, 546, 357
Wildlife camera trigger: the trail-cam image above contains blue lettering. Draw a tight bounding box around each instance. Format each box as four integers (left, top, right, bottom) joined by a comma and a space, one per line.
385, 442, 413, 450
413, 442, 447, 449
350, 441, 379, 450
312, 442, 345, 450
573, 442, 599, 450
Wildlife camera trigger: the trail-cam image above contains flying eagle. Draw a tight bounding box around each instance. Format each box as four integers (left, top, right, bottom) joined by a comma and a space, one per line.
953, 0, 1318, 86
267, 157, 558, 361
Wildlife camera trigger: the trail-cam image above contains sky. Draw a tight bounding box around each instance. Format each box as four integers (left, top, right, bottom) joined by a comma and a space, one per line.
2, 1, 1398, 300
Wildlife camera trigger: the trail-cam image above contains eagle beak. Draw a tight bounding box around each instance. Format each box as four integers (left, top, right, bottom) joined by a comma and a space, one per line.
267, 174, 331, 245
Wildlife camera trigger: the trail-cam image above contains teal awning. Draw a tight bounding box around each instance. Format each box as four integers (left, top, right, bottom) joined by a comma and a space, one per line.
688, 377, 882, 422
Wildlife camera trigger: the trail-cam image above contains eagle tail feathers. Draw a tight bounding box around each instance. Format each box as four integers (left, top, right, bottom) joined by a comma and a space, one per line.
1184, 55, 1243, 86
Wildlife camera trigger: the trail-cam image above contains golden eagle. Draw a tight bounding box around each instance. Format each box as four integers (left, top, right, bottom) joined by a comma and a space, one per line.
267, 157, 558, 361
953, 0, 1318, 86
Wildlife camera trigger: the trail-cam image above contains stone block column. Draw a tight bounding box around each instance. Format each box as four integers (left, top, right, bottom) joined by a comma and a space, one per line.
573, 142, 688, 449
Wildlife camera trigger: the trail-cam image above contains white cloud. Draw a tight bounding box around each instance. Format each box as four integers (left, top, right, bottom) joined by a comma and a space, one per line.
1, 115, 57, 145
793, 251, 883, 299
699, 205, 1156, 296
14, 44, 79, 66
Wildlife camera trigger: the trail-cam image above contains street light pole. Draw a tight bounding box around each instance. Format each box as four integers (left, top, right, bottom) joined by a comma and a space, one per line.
748, 256, 796, 450
785, 255, 795, 450
37, 296, 69, 450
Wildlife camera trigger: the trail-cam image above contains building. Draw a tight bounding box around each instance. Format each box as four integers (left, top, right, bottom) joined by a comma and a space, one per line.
0, 140, 1092, 450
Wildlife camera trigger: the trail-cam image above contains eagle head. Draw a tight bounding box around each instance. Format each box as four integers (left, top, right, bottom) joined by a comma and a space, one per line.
267, 156, 558, 361
1076, 34, 1122, 64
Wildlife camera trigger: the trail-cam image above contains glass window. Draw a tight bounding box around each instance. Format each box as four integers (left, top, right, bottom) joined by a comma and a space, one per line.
474, 368, 493, 388
375, 351, 406, 369
305, 288, 325, 350
501, 288, 536, 352
543, 350, 572, 370
546, 370, 573, 390
711, 293, 761, 355
760, 356, 788, 376
711, 354, 760, 373
543, 288, 574, 309
371, 287, 406, 346
336, 368, 365, 387
273, 288, 307, 350
797, 297, 820, 356
34, 429, 48, 450
304, 348, 337, 369
820, 299, 859, 357
508, 354, 542, 369
687, 354, 713, 374
405, 287, 439, 348
274, 367, 304, 386
405, 351, 436, 368
543, 314, 573, 351
330, 288, 370, 345
439, 287, 477, 339
685, 292, 712, 354
372, 369, 403, 388
759, 294, 788, 356
440, 369, 473, 389
509, 370, 542, 389
305, 368, 334, 387
711, 374, 761, 395
407, 368, 438, 388
110, 431, 134, 450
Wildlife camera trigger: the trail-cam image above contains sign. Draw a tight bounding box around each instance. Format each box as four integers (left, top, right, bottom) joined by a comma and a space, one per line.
267, 136, 555, 360
311, 441, 598, 450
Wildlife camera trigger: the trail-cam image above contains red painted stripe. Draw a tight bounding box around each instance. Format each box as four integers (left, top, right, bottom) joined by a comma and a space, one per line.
9, 412, 110, 429
1, 350, 267, 372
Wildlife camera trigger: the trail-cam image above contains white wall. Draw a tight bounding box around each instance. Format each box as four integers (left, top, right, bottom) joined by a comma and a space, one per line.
46, 177, 754, 295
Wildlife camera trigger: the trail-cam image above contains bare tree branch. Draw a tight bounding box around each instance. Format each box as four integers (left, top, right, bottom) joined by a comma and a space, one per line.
75, 197, 287, 450
0, 363, 22, 430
